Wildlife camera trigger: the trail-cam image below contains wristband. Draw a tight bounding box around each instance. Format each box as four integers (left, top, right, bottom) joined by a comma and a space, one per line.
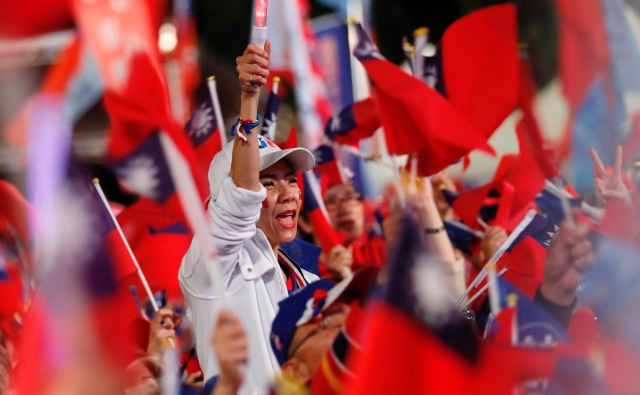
231, 115, 262, 141
424, 226, 445, 234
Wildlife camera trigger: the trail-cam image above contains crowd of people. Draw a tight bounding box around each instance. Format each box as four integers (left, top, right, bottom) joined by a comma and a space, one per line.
2, 6, 640, 395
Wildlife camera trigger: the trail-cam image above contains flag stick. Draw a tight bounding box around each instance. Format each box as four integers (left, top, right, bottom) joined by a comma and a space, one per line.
272, 75, 280, 95
457, 209, 537, 305
390, 155, 406, 208
265, 76, 280, 140
412, 27, 428, 77
92, 178, 160, 313
487, 263, 501, 315
461, 267, 508, 310
409, 154, 418, 194
552, 177, 574, 226
158, 133, 225, 303
207, 76, 227, 145
444, 219, 485, 239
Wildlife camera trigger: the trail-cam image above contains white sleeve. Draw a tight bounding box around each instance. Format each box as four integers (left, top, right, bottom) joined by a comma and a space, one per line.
208, 176, 267, 256
179, 176, 266, 296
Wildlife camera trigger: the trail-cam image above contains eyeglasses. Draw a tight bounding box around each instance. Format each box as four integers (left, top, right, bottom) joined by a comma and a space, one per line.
287, 315, 342, 358
324, 192, 362, 211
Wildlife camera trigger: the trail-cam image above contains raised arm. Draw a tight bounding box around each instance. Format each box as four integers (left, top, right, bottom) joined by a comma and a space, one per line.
230, 41, 271, 192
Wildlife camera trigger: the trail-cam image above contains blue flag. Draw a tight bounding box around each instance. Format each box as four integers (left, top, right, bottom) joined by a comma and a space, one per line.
110, 131, 176, 204
185, 96, 219, 147
489, 277, 569, 347
260, 89, 280, 139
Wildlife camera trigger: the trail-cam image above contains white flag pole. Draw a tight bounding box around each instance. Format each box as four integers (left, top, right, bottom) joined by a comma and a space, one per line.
457, 209, 537, 306
267, 76, 280, 140
207, 76, 227, 145
92, 178, 159, 313
158, 132, 225, 303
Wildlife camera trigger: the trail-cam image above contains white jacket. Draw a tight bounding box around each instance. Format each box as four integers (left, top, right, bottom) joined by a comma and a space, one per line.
179, 176, 318, 394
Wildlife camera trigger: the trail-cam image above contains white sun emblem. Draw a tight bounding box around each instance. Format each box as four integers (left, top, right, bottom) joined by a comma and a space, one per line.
355, 37, 384, 60
189, 103, 214, 139
116, 155, 161, 200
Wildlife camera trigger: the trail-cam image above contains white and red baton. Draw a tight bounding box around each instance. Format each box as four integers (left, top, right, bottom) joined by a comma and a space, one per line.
251, 0, 269, 47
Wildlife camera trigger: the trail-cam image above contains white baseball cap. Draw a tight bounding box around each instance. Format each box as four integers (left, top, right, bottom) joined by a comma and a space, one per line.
208, 135, 315, 201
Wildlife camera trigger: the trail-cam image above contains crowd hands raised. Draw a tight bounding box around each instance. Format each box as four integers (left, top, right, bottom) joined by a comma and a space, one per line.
2, 42, 640, 395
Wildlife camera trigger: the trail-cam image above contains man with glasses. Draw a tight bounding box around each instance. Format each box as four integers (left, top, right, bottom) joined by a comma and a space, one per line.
321, 183, 386, 280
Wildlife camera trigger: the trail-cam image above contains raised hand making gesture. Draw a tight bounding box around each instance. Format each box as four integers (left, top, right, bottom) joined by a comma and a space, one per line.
590, 145, 631, 206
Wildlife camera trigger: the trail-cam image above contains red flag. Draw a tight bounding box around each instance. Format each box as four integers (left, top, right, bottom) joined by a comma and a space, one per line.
352, 24, 494, 175
556, 0, 610, 110
499, 237, 547, 298
598, 199, 640, 244
442, 4, 519, 139
126, 232, 192, 301
518, 58, 561, 178
0, 0, 73, 37
503, 121, 548, 219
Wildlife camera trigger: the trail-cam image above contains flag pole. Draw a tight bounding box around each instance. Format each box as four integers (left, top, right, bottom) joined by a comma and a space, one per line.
158, 133, 225, 304
206, 76, 227, 145
92, 178, 159, 313
265, 76, 280, 140
457, 209, 537, 306
461, 267, 508, 310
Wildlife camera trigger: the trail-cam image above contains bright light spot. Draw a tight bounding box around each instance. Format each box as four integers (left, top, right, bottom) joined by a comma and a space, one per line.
158, 22, 178, 54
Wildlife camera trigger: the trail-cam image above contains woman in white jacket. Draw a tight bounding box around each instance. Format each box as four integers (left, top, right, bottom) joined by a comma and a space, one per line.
179, 41, 317, 394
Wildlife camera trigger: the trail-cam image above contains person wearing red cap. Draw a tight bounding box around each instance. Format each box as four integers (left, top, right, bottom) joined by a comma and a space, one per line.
179, 42, 318, 394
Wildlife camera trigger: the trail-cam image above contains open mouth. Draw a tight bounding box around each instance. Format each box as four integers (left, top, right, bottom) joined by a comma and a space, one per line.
275, 209, 297, 229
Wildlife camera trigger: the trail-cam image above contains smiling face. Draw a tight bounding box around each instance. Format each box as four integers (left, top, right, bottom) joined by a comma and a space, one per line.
256, 160, 301, 248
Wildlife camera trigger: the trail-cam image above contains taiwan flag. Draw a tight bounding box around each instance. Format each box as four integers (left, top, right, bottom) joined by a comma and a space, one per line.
352, 22, 493, 176
325, 98, 379, 147
184, 96, 223, 179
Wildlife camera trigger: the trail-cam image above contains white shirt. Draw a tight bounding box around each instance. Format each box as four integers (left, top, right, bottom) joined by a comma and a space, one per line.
179, 176, 318, 394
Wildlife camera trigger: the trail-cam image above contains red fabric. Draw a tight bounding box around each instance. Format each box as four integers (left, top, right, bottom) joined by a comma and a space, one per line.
500, 237, 547, 298
0, 181, 31, 249
309, 210, 344, 252
518, 59, 561, 178
345, 304, 518, 395
319, 233, 387, 279
361, 58, 494, 175
502, 122, 548, 219
5, 37, 87, 149
568, 307, 598, 347
103, 54, 208, 202
442, 4, 519, 139
0, 266, 25, 325
126, 233, 192, 301
598, 199, 640, 244
117, 197, 189, 249
556, 0, 610, 110
491, 305, 517, 346
451, 179, 501, 229
0, 0, 73, 37
71, 0, 162, 95
105, 229, 137, 283
333, 98, 380, 147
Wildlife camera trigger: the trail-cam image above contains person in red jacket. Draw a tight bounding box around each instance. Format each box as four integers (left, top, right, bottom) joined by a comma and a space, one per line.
319, 182, 386, 280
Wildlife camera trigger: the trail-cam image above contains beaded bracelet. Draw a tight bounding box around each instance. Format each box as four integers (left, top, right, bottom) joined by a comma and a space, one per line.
230, 115, 262, 142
